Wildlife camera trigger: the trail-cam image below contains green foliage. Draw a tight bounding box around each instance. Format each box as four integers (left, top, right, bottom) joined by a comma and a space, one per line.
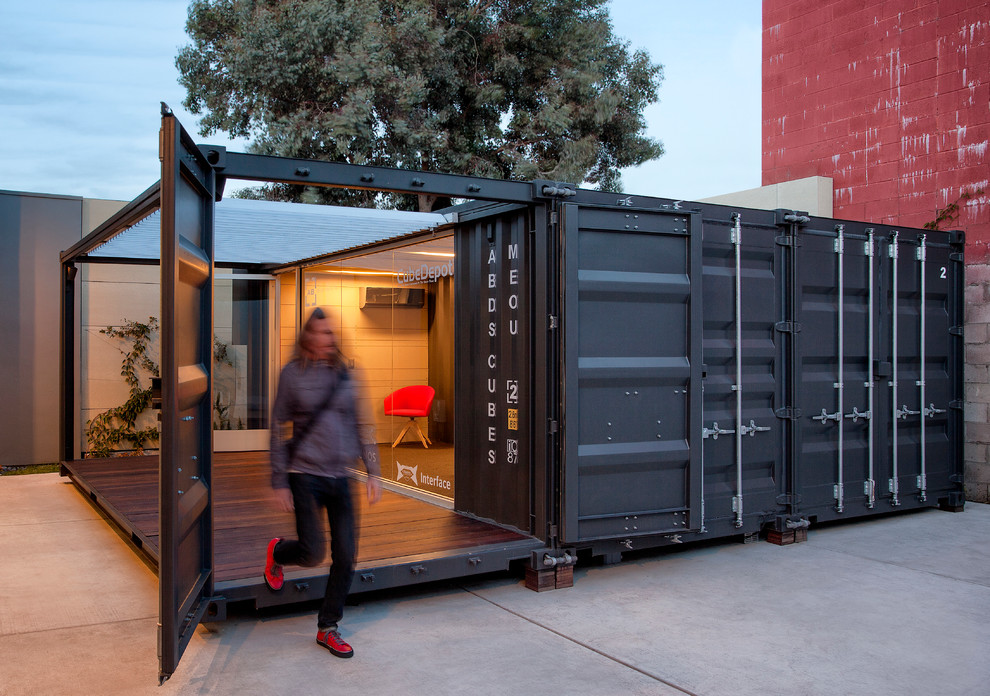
213, 393, 231, 430
0, 464, 61, 476
86, 318, 161, 458
177, 0, 664, 209
924, 187, 986, 231
213, 336, 234, 429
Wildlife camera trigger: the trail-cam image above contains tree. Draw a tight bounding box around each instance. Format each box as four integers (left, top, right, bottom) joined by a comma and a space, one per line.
177, 0, 663, 210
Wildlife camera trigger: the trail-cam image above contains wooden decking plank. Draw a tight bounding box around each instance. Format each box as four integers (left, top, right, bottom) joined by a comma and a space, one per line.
64, 452, 530, 585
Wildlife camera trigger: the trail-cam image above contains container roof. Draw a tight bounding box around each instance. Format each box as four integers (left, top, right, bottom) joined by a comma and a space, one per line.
89, 197, 450, 266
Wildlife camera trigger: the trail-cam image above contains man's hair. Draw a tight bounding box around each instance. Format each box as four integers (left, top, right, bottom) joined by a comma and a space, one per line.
295, 307, 341, 366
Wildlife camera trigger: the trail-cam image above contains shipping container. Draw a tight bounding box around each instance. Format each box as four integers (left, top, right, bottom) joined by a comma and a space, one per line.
58, 112, 965, 681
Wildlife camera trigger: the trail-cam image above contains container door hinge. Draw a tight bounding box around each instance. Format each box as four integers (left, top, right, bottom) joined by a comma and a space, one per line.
775, 407, 803, 420
774, 321, 802, 334
775, 235, 796, 247
949, 326, 963, 337
549, 211, 559, 226
949, 252, 963, 263
548, 315, 558, 330
949, 400, 963, 410
548, 419, 559, 434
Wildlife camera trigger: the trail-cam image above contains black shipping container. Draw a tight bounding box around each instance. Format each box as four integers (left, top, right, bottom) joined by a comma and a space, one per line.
59, 117, 966, 680
448, 194, 965, 559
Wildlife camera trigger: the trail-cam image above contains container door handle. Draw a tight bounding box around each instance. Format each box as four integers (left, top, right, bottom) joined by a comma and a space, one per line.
895, 404, 920, 420
923, 403, 946, 418
739, 420, 770, 436
702, 422, 735, 440
812, 409, 841, 424
843, 407, 871, 423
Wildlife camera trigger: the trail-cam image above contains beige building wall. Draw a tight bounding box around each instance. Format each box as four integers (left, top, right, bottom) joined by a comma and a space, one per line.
699, 176, 833, 217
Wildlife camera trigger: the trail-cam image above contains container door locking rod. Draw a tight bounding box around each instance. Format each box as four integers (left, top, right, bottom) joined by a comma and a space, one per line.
889, 232, 901, 506
865, 230, 876, 507
732, 213, 745, 528
724, 214, 772, 527
917, 234, 927, 502
834, 225, 846, 513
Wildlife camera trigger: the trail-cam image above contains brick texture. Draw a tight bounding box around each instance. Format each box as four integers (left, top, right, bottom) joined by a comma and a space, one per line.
962, 260, 990, 501
763, 0, 989, 256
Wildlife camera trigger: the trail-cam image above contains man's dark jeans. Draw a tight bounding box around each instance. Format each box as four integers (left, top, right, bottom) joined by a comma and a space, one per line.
274, 473, 357, 630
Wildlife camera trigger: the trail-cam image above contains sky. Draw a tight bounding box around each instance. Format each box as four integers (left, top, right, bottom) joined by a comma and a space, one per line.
0, 1, 762, 204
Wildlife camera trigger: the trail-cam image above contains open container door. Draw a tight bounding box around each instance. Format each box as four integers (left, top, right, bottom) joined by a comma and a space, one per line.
558, 202, 704, 548
158, 107, 216, 683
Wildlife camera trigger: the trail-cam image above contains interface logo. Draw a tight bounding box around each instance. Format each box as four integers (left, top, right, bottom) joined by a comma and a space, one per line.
396, 462, 418, 486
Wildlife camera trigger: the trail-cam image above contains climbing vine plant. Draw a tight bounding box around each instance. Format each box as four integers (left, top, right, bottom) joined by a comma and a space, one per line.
86, 317, 160, 458
924, 186, 986, 231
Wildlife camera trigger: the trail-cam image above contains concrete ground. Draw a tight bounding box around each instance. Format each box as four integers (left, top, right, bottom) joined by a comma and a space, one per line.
1, 473, 987, 696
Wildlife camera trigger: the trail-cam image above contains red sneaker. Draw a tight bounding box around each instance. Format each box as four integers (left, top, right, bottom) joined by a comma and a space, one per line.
264, 537, 284, 591
316, 628, 354, 658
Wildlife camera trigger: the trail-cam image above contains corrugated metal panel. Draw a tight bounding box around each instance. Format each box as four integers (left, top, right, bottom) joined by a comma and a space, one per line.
90, 198, 447, 265
559, 204, 704, 543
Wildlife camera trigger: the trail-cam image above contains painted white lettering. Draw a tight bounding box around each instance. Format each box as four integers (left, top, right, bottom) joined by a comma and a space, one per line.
507, 244, 519, 260
506, 380, 519, 404
488, 426, 496, 442
488, 450, 496, 464
488, 402, 496, 417
488, 354, 496, 369
488, 273, 496, 289
488, 297, 496, 312
508, 294, 518, 310
488, 248, 496, 264
488, 322, 496, 337
509, 269, 518, 285
488, 378, 496, 393
509, 319, 518, 335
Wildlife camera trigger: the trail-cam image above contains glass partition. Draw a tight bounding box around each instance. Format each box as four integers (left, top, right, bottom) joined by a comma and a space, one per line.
301, 236, 455, 503
214, 272, 271, 450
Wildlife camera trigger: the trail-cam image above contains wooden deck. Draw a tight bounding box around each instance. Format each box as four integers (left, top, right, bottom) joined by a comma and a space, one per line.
62, 452, 534, 587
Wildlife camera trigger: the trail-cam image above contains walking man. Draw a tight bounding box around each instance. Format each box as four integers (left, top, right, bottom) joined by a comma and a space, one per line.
264, 307, 382, 657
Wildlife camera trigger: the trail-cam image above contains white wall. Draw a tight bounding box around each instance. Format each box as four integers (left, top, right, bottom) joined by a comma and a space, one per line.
79, 263, 160, 453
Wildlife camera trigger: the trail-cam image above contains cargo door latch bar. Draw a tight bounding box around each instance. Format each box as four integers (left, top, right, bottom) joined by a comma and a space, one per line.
895, 405, 920, 420
702, 422, 735, 440
843, 407, 871, 422
739, 420, 770, 436
812, 409, 841, 424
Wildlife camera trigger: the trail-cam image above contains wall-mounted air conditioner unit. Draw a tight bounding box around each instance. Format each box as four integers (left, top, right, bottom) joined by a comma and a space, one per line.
360, 287, 426, 309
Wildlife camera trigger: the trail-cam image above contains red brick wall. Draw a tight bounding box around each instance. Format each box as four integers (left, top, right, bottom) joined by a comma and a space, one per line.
763, 0, 989, 261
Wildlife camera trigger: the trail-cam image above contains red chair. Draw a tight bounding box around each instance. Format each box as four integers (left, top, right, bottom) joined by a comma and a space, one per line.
384, 385, 436, 448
